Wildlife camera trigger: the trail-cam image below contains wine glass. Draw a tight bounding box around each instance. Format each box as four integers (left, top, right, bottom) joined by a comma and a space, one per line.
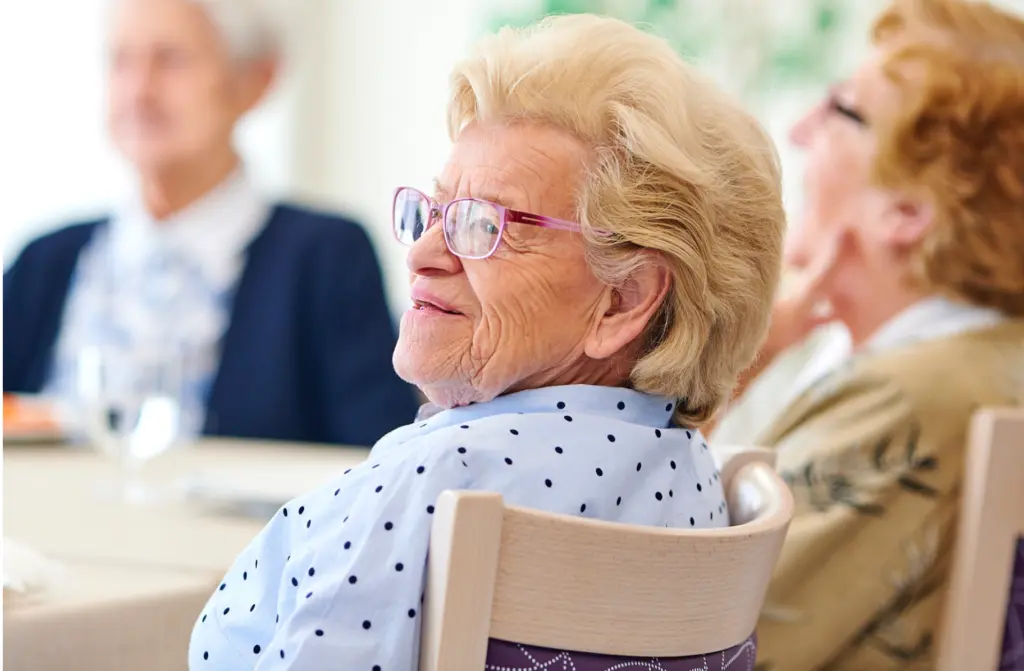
75, 342, 191, 503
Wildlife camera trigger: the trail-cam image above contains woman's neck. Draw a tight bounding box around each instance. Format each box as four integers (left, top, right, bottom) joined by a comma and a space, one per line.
139, 148, 240, 221
840, 283, 931, 348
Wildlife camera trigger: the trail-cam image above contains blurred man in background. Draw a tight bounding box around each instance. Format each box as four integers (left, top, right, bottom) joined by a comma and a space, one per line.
725, 0, 1024, 668
3, 0, 419, 446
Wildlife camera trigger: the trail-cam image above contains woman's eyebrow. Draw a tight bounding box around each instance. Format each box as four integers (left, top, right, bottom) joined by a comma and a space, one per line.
431, 178, 514, 208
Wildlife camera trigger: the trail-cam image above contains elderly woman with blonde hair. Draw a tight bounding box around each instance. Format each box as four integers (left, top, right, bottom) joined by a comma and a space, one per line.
189, 14, 785, 670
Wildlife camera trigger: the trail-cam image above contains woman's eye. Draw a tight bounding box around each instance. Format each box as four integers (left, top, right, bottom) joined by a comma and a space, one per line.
472, 219, 499, 235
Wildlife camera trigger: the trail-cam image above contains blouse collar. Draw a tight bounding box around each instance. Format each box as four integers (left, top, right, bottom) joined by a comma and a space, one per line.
380, 385, 677, 449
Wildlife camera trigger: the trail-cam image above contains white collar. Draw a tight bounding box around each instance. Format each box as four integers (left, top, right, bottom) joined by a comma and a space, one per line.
785, 296, 1005, 403
109, 168, 270, 290
862, 295, 1007, 355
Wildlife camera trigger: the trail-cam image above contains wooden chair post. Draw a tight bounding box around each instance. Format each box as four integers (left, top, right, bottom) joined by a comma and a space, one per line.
937, 408, 1024, 670
419, 491, 504, 671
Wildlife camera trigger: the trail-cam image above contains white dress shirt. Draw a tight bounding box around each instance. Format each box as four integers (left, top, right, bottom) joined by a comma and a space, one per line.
45, 169, 270, 435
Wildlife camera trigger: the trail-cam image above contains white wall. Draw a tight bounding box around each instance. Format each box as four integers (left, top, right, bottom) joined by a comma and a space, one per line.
0, 0, 123, 260
286, 0, 479, 314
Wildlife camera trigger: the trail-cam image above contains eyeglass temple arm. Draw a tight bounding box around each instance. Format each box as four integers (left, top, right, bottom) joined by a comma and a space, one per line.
508, 210, 581, 232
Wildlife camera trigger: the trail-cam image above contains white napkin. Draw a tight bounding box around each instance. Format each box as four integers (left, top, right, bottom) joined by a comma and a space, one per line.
3, 537, 61, 595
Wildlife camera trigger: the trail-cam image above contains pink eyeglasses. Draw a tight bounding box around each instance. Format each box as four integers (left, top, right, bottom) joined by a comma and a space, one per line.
392, 186, 582, 260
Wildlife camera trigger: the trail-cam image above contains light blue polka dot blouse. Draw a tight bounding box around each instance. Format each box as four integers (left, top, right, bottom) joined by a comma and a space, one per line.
188, 384, 727, 670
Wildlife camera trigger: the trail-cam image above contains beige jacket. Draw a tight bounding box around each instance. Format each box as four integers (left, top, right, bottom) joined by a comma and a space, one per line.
754, 320, 1024, 671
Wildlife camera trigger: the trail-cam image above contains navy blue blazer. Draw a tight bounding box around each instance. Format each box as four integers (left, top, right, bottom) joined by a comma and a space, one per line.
3, 204, 419, 446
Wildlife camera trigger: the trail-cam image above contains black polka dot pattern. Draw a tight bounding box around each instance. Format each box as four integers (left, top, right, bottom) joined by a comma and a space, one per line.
190, 387, 727, 669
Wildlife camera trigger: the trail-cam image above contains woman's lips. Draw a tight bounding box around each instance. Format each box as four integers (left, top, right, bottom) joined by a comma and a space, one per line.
410, 288, 462, 315
412, 299, 460, 315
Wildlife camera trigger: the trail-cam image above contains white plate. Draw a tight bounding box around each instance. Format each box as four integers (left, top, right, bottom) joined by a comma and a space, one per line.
178, 463, 340, 519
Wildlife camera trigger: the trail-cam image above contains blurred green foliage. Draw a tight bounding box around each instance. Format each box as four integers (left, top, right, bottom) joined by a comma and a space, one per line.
487, 0, 854, 99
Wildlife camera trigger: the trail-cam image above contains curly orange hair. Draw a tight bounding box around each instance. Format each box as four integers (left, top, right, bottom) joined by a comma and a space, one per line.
871, 0, 1024, 315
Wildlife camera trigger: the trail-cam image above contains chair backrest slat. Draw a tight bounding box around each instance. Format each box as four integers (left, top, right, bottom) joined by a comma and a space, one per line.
489, 462, 788, 656
937, 408, 1024, 671
420, 447, 793, 670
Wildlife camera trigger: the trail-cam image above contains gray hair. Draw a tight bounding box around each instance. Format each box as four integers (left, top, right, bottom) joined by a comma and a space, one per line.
111, 0, 284, 61
190, 0, 283, 61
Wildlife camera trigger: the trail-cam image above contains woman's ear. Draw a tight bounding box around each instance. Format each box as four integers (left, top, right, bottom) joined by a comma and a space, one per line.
883, 194, 934, 250
584, 256, 671, 360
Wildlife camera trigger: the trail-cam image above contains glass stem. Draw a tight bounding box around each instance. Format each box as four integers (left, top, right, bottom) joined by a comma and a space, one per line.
119, 439, 144, 503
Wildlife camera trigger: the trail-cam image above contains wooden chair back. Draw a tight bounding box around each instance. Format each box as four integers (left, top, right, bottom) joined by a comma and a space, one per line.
937, 407, 1024, 670
420, 446, 793, 671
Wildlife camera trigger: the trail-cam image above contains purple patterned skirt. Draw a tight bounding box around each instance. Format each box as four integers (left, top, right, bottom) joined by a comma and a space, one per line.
485, 633, 757, 671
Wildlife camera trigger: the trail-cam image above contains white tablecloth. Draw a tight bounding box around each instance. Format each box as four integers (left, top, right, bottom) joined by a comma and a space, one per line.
3, 439, 368, 671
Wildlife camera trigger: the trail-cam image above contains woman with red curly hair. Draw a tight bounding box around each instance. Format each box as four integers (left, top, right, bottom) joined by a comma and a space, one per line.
746, 0, 1024, 668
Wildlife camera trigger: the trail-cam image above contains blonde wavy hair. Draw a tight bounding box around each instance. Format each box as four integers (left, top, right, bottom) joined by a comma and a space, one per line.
448, 15, 785, 426
872, 0, 1024, 315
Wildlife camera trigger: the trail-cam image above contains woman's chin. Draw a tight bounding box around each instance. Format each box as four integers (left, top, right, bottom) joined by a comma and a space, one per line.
392, 341, 454, 391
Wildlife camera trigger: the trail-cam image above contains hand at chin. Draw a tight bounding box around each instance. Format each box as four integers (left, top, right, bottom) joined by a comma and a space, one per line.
766, 229, 853, 357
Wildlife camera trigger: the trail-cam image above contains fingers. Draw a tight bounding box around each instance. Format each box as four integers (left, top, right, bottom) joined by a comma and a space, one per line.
784, 227, 852, 309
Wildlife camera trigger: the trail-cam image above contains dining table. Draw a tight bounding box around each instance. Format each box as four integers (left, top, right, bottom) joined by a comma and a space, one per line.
3, 438, 369, 671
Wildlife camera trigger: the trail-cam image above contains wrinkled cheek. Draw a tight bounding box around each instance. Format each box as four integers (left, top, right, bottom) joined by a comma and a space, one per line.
468, 313, 515, 383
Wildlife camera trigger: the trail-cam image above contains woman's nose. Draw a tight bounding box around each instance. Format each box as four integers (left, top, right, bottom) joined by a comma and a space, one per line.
406, 222, 461, 277
789, 100, 825, 148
